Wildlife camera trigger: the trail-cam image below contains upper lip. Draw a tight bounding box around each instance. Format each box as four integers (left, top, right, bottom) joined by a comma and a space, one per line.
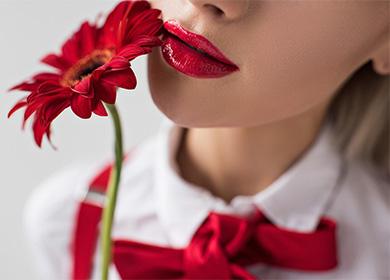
162, 19, 238, 67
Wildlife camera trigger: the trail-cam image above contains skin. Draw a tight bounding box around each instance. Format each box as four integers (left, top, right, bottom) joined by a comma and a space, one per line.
147, 0, 390, 203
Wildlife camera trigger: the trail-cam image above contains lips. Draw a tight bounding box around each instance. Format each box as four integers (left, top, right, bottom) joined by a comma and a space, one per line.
160, 19, 239, 78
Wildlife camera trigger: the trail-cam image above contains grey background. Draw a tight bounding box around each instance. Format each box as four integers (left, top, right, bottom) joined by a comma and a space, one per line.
0, 1, 164, 278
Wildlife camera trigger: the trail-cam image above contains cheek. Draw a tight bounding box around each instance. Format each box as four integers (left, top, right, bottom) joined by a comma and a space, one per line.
238, 2, 382, 123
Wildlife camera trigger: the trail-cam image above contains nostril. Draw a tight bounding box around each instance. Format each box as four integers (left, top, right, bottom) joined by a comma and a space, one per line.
204, 4, 224, 17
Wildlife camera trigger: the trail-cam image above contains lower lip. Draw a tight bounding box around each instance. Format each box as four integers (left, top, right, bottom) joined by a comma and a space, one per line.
161, 33, 238, 79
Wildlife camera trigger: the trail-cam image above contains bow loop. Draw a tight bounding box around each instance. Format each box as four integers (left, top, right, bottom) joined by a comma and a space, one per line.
250, 216, 338, 270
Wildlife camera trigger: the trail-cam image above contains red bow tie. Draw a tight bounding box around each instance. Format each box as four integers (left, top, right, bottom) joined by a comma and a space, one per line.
113, 208, 338, 279
71, 155, 338, 279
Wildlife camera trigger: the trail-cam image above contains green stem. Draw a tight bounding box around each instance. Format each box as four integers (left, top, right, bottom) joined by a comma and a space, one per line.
100, 103, 124, 280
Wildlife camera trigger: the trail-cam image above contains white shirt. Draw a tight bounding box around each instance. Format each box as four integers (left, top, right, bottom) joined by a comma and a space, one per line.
23, 118, 390, 280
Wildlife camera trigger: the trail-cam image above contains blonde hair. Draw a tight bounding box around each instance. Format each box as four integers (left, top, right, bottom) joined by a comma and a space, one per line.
326, 60, 389, 180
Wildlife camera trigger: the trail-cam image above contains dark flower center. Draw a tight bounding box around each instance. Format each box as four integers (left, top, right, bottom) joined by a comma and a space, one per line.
61, 49, 114, 87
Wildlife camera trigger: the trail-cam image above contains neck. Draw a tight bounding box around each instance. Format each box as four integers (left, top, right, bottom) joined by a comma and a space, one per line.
176, 100, 332, 204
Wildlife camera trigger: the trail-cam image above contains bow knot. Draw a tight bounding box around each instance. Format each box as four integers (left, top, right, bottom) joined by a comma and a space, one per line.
183, 209, 266, 279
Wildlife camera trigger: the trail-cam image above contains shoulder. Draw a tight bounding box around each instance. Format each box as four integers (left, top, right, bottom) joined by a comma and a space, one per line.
333, 159, 389, 235
23, 161, 99, 238
22, 160, 104, 278
328, 160, 390, 277
23, 132, 160, 239
22, 131, 162, 277
342, 160, 389, 207
23, 159, 110, 245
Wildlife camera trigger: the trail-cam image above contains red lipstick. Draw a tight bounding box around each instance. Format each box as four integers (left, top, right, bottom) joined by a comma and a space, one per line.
161, 19, 239, 78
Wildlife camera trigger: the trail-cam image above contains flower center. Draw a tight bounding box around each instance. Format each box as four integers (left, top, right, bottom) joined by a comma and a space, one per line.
61, 49, 114, 87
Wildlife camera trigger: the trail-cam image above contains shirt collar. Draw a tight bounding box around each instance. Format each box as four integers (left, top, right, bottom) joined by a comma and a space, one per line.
153, 118, 345, 247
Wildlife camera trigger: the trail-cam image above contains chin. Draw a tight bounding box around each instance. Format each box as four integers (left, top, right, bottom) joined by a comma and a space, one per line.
146, 49, 289, 129
148, 90, 209, 128
147, 49, 242, 128
147, 49, 208, 128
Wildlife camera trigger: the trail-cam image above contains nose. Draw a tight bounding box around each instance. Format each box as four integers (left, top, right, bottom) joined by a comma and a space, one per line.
187, 0, 249, 21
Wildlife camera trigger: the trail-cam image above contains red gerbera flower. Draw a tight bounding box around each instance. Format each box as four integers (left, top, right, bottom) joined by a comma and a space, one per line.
7, 0, 163, 147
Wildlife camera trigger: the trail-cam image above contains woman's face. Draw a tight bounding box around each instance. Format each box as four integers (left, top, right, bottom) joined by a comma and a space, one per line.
148, 0, 388, 127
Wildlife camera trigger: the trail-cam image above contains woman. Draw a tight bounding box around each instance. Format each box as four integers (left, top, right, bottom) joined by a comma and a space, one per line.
24, 0, 389, 279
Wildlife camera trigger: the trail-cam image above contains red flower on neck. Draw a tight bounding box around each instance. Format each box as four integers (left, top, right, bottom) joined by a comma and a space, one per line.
7, 0, 163, 147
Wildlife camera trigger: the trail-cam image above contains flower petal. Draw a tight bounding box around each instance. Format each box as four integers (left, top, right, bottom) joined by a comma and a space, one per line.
122, 9, 163, 45
32, 115, 48, 147
94, 80, 117, 104
27, 81, 64, 103
117, 44, 152, 61
8, 81, 38, 92
131, 36, 162, 49
72, 76, 94, 97
32, 97, 70, 148
61, 28, 83, 64
8, 99, 27, 118
93, 101, 108, 117
104, 56, 129, 70
79, 22, 98, 57
8, 73, 61, 93
45, 125, 58, 151
23, 100, 43, 129
41, 54, 71, 71
37, 81, 63, 94
23, 93, 68, 129
100, 1, 150, 47
101, 67, 137, 90
33, 72, 61, 82
71, 94, 92, 119
41, 98, 70, 124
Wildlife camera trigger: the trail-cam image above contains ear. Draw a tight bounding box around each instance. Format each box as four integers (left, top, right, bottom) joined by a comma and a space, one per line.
371, 39, 390, 76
